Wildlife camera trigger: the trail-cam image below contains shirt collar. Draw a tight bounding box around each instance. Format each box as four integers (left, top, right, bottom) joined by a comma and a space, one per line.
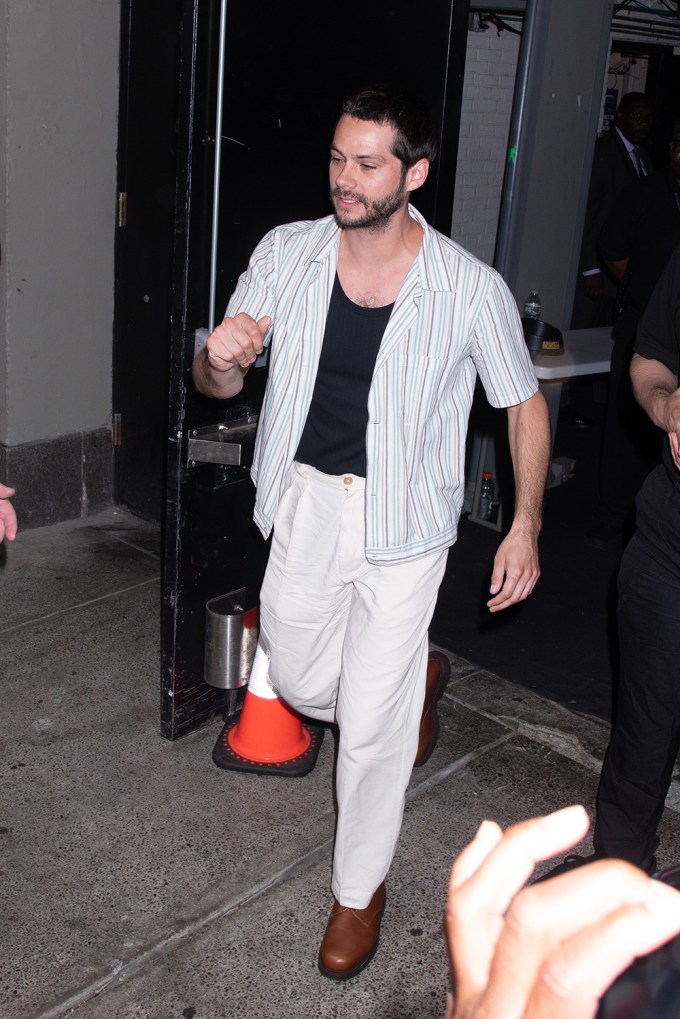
303, 204, 456, 294
615, 126, 637, 155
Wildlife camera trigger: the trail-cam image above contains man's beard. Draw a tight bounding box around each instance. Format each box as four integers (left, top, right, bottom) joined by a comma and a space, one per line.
331, 176, 408, 233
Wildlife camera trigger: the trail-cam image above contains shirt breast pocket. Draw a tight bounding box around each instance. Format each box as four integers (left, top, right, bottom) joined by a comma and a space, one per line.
398, 354, 450, 416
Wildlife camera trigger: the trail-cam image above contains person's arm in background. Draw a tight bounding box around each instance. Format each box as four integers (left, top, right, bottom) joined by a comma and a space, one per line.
599, 178, 641, 289
445, 806, 680, 1019
0, 483, 17, 542
631, 354, 680, 470
603, 256, 629, 281
579, 137, 612, 298
486, 390, 550, 612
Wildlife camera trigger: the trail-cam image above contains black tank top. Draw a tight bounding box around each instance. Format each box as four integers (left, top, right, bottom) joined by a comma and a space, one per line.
295, 274, 394, 477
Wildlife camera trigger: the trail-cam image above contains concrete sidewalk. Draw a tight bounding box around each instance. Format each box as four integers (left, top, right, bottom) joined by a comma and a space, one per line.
3, 509, 680, 1019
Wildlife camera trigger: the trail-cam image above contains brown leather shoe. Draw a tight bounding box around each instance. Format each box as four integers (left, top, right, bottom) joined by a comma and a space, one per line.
318, 883, 386, 980
414, 651, 451, 767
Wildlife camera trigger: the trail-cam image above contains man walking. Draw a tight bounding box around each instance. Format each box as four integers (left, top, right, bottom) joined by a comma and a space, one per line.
193, 87, 550, 978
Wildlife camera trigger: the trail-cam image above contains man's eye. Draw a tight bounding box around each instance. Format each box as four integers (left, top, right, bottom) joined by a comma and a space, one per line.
361, 164, 377, 171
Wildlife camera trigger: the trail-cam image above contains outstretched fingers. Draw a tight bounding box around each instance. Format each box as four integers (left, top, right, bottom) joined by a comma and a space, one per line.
447, 806, 590, 1012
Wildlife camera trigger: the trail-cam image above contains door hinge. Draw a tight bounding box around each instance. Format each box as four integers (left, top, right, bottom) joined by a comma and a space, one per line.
117, 192, 127, 227
113, 413, 122, 447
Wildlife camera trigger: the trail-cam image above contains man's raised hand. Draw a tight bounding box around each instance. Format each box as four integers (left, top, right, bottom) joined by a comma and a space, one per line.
206, 313, 271, 372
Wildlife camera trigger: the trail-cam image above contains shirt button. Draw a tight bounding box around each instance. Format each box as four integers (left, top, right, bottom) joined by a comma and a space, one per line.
343, 476, 353, 485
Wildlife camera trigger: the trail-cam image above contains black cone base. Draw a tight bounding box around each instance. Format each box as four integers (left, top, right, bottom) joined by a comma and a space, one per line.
212, 718, 325, 777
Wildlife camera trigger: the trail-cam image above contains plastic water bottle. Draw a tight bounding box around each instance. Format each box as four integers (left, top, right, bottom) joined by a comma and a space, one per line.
523, 290, 542, 320
480, 472, 495, 520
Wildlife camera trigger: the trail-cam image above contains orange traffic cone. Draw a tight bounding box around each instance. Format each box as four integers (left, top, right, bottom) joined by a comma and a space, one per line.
212, 643, 324, 777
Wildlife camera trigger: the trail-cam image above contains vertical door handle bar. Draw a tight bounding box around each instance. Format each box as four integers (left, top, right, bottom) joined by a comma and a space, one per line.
208, 0, 228, 334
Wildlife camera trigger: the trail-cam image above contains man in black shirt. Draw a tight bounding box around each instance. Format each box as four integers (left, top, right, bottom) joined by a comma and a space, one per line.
593, 242, 680, 871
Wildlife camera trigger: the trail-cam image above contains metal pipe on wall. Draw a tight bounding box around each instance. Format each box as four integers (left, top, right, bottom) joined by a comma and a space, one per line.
493, 0, 538, 282
208, 0, 228, 333
492, 0, 613, 325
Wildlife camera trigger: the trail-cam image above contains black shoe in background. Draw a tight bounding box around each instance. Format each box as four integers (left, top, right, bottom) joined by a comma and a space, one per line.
535, 850, 658, 884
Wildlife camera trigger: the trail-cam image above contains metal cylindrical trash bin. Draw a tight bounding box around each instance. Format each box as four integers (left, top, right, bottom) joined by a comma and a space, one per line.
204, 587, 259, 689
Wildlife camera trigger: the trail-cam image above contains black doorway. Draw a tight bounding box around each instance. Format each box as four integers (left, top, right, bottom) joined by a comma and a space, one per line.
115, 0, 471, 739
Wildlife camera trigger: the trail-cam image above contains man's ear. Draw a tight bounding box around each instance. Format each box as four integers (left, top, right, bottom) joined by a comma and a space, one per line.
406, 158, 430, 194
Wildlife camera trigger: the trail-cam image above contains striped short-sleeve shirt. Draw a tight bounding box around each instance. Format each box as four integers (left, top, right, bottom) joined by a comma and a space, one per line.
225, 206, 538, 564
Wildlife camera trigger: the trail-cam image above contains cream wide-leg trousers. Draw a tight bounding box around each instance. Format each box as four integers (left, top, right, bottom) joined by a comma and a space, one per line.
258, 463, 448, 908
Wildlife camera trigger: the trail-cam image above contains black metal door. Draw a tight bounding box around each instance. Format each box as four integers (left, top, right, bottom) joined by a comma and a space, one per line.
162, 0, 470, 739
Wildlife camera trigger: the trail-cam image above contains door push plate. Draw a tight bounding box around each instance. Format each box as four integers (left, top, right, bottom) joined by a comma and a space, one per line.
187, 416, 258, 467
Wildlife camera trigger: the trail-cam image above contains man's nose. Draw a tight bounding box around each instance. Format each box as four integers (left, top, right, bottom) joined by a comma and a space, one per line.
334, 164, 356, 190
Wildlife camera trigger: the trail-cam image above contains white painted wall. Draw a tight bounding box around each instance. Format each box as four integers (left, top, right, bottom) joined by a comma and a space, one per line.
0, 0, 119, 446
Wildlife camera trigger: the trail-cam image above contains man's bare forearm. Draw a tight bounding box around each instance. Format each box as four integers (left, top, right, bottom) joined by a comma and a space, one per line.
630, 353, 680, 430
192, 312, 270, 400
506, 390, 551, 536
485, 390, 549, 612
192, 346, 247, 400
631, 354, 680, 469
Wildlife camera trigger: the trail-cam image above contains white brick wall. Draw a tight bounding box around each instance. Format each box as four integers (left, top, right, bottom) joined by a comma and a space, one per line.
451, 27, 521, 265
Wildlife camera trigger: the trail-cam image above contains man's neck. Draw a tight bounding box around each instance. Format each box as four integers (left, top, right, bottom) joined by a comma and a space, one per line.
615, 126, 635, 152
336, 205, 424, 307
339, 205, 423, 268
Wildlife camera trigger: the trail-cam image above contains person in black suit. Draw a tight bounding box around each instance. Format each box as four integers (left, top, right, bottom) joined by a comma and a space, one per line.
587, 120, 680, 548
571, 92, 654, 329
